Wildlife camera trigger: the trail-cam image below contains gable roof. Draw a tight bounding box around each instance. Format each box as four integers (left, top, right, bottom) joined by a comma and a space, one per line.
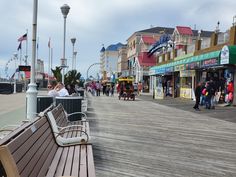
192, 30, 214, 38
176, 26, 193, 35
138, 26, 174, 35
106, 43, 124, 51
141, 36, 156, 44
138, 52, 156, 67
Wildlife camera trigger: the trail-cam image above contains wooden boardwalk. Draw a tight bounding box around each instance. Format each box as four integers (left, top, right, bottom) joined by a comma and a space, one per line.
89, 94, 236, 177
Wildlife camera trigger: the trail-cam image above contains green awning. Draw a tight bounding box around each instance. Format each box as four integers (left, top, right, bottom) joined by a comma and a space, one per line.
150, 50, 220, 72
220, 45, 236, 64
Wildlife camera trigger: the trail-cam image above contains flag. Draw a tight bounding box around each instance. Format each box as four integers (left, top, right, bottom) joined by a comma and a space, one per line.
25, 71, 31, 79
48, 38, 51, 48
17, 42, 22, 51
18, 33, 27, 42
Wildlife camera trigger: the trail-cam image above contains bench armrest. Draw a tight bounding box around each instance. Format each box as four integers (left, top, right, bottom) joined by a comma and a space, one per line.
55, 129, 89, 146
58, 125, 83, 132
67, 112, 87, 119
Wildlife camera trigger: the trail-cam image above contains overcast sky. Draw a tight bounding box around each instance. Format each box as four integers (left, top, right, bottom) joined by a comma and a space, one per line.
0, 0, 236, 79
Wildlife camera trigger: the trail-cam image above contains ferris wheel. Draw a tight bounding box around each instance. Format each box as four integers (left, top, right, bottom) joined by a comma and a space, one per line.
4, 54, 18, 79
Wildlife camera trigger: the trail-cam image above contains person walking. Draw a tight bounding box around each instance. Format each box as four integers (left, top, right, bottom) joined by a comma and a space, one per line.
193, 82, 202, 111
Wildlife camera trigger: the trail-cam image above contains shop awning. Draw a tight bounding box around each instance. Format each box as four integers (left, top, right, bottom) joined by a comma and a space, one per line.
220, 45, 236, 65
150, 50, 220, 75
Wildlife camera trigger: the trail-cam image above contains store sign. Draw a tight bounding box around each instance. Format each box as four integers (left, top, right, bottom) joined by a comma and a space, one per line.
201, 58, 219, 68
165, 66, 174, 73
174, 64, 185, 71
19, 65, 31, 71
185, 62, 200, 70
220, 45, 229, 64
180, 70, 195, 77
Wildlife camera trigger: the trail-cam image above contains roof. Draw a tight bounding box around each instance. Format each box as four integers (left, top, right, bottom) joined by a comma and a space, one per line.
176, 26, 193, 35
138, 52, 156, 67
192, 30, 214, 38
106, 43, 124, 51
141, 36, 156, 44
138, 26, 174, 35
100, 47, 105, 53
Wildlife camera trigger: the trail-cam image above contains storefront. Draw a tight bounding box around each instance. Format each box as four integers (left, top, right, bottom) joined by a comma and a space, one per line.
219, 45, 236, 105
150, 50, 221, 99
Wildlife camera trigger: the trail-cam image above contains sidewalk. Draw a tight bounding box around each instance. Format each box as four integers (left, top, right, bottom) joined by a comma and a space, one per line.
139, 92, 236, 123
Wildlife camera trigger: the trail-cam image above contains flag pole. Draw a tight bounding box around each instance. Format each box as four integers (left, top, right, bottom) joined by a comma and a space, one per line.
50, 47, 53, 77
25, 29, 28, 65
48, 37, 51, 85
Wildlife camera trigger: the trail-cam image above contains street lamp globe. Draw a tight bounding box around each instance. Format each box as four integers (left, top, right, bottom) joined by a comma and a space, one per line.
60, 4, 70, 18
71, 38, 76, 45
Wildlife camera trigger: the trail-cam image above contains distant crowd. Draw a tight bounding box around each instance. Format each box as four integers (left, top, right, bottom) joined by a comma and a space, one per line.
193, 79, 234, 111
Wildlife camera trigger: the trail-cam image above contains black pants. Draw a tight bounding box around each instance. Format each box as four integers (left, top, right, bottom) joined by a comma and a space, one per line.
194, 96, 200, 109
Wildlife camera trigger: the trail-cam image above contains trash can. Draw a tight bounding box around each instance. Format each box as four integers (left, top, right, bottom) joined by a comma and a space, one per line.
55, 96, 83, 121
37, 96, 54, 113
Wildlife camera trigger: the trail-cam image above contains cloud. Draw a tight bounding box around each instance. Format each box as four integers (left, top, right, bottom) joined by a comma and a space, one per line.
1, 0, 236, 79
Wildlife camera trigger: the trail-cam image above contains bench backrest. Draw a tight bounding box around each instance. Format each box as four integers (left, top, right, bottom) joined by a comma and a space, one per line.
51, 104, 68, 127
0, 116, 58, 177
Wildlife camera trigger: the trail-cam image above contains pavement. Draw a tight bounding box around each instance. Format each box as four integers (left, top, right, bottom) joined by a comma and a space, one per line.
138, 92, 236, 123
0, 90, 235, 128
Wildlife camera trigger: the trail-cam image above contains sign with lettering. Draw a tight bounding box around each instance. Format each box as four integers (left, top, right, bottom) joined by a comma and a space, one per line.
220, 45, 229, 64
185, 62, 200, 70
19, 65, 31, 71
201, 58, 219, 68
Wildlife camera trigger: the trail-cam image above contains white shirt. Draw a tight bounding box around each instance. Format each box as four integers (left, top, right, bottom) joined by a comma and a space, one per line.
48, 89, 59, 97
57, 88, 69, 97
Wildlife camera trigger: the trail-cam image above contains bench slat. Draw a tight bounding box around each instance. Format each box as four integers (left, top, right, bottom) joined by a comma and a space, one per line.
19, 134, 55, 177
37, 144, 58, 177
16, 127, 51, 172
79, 145, 87, 177
63, 146, 75, 176
46, 147, 64, 177
87, 145, 96, 177
8, 118, 47, 153
12, 120, 50, 163
71, 145, 80, 176
54, 147, 69, 176
28, 136, 57, 177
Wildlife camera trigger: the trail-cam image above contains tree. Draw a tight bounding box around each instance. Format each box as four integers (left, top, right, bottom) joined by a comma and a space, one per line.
51, 67, 62, 82
65, 69, 81, 86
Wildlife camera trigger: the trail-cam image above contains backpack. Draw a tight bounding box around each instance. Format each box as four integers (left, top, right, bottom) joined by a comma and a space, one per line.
202, 88, 207, 95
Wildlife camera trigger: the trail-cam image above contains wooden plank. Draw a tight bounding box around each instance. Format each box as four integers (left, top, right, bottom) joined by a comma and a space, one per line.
12, 119, 49, 162
19, 135, 55, 177
16, 127, 51, 172
54, 147, 69, 177
28, 135, 57, 177
87, 145, 96, 177
71, 145, 80, 176
7, 118, 47, 153
0, 120, 33, 146
79, 145, 87, 177
37, 144, 58, 177
46, 147, 63, 177
63, 146, 75, 176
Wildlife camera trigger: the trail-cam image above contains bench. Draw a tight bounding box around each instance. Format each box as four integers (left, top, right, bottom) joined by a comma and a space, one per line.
0, 115, 96, 177
46, 104, 90, 146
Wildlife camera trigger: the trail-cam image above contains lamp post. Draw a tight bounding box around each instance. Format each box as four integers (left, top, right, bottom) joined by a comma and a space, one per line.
60, 4, 70, 84
13, 53, 18, 94
74, 51, 77, 69
71, 38, 76, 70
26, 0, 38, 120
